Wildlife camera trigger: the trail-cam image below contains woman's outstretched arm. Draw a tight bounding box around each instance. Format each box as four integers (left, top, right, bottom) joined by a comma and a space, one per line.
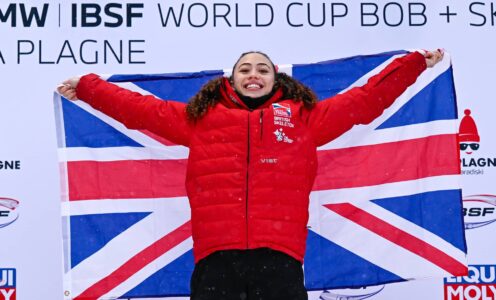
305, 50, 443, 147
58, 74, 192, 147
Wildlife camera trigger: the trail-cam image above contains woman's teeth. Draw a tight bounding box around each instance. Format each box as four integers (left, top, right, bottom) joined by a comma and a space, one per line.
247, 84, 261, 89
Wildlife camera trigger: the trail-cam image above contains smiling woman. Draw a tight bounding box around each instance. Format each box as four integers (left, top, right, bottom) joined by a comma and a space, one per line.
232, 52, 276, 98
186, 51, 317, 119
57, 49, 442, 300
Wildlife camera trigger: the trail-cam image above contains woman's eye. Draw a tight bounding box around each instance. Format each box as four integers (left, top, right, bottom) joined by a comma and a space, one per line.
259, 69, 269, 74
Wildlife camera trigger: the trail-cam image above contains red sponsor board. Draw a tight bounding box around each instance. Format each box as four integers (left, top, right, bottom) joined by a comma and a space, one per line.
0, 269, 16, 300
0, 288, 16, 300
444, 284, 496, 300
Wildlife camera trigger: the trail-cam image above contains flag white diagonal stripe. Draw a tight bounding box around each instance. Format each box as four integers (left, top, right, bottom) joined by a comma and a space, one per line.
111, 81, 155, 96
72, 97, 168, 149
351, 200, 466, 264
319, 119, 458, 150
309, 175, 461, 206
337, 54, 403, 94
315, 207, 452, 279
100, 237, 193, 299
62, 197, 190, 216
58, 146, 189, 162
326, 53, 452, 149
67, 200, 190, 297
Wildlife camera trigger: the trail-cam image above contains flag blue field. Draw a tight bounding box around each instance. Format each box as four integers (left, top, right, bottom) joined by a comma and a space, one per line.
54, 50, 467, 299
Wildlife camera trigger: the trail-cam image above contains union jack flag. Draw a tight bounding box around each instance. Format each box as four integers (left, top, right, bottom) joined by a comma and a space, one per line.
54, 50, 467, 299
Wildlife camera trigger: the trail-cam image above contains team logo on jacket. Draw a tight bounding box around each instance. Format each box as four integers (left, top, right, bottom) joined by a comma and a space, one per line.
274, 128, 293, 144
272, 103, 294, 128
272, 103, 291, 117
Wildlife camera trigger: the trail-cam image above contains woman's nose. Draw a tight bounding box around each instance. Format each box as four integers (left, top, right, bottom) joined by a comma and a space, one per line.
248, 71, 259, 78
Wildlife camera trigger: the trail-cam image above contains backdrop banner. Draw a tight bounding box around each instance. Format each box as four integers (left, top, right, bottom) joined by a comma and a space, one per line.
1, 1, 495, 299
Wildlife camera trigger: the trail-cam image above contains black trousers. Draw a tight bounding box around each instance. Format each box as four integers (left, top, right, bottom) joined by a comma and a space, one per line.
190, 248, 308, 300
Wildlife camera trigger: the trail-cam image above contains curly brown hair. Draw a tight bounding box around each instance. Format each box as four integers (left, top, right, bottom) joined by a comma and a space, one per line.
186, 52, 318, 120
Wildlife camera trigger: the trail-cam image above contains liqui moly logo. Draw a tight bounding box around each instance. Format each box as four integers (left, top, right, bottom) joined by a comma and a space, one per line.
0, 269, 16, 300
444, 265, 496, 300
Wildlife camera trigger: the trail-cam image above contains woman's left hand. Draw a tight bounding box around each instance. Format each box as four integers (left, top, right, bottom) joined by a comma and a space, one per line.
424, 49, 444, 68
57, 76, 81, 100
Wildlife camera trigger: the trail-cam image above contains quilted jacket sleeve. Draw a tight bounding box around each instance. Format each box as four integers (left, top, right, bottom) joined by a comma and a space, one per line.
306, 51, 427, 147
76, 74, 192, 147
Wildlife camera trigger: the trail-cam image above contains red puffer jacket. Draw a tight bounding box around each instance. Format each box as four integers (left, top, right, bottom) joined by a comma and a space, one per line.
76, 52, 426, 263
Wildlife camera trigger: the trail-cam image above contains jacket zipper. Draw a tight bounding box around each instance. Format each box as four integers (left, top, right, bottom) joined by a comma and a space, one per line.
259, 110, 264, 139
245, 113, 250, 249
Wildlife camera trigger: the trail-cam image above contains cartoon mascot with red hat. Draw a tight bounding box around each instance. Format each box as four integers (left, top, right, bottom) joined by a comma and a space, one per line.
459, 109, 480, 155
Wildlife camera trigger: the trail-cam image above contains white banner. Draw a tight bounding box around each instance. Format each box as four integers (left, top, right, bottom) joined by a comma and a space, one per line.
0, 1, 494, 299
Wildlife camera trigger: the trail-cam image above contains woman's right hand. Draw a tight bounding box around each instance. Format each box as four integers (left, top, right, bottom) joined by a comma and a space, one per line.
57, 76, 81, 100
424, 49, 444, 68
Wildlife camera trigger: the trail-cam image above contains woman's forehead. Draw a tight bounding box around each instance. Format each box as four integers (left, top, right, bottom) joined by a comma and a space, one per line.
236, 53, 272, 67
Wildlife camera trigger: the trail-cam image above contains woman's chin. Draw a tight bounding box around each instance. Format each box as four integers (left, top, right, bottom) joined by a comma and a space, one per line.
239, 91, 268, 98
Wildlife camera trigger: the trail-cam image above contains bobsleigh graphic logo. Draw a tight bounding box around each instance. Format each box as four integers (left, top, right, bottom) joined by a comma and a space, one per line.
459, 109, 480, 155
319, 285, 385, 300
444, 265, 496, 300
274, 128, 293, 144
0, 268, 16, 300
0, 198, 20, 229
463, 194, 496, 230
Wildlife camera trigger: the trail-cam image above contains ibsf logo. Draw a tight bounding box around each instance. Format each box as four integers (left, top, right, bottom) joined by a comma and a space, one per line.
463, 195, 496, 230
0, 269, 16, 300
0, 198, 19, 229
319, 285, 385, 300
444, 265, 496, 300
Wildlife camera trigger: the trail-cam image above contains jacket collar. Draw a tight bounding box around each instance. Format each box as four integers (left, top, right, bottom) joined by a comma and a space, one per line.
219, 77, 283, 110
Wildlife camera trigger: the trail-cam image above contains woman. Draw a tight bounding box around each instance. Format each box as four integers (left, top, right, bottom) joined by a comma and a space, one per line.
58, 49, 444, 300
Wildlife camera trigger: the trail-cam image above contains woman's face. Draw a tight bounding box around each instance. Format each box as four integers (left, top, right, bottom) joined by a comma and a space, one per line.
232, 53, 275, 98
